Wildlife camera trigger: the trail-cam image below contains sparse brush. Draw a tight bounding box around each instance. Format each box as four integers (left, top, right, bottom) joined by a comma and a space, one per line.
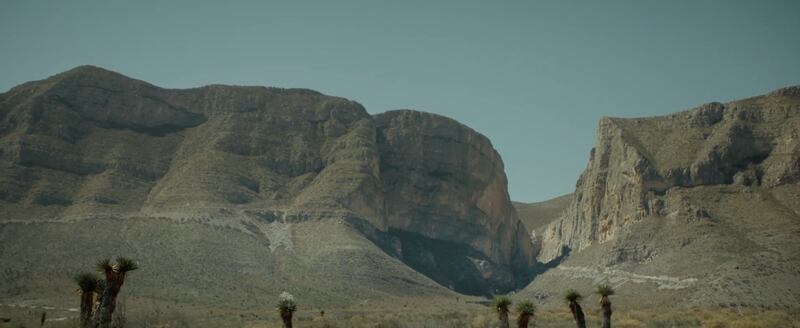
565, 290, 583, 302
596, 284, 614, 297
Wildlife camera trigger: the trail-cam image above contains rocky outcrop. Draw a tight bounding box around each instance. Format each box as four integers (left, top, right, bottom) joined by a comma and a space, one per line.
538, 87, 800, 263
0, 66, 534, 295
375, 110, 536, 294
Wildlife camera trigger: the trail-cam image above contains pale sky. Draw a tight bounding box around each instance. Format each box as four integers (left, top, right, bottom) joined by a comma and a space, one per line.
2, 0, 799, 201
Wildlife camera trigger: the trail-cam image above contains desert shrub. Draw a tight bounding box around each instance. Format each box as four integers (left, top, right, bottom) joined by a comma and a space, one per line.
468, 313, 492, 328
701, 319, 728, 328
616, 318, 646, 328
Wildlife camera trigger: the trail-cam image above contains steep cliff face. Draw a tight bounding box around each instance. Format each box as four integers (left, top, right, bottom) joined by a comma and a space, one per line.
0, 66, 533, 297
539, 88, 800, 262
374, 110, 535, 294
520, 87, 800, 308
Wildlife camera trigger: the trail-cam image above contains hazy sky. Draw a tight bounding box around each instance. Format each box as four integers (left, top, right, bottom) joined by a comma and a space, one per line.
2, 1, 799, 202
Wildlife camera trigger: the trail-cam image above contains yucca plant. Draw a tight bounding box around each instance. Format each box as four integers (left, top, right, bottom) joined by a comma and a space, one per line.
93, 257, 138, 328
493, 296, 512, 328
277, 292, 297, 328
74, 273, 103, 328
597, 284, 615, 328
565, 290, 586, 328
515, 300, 535, 328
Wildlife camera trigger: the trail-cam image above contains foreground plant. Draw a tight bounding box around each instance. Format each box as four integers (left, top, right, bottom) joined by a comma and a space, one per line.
565, 289, 586, 328
493, 296, 512, 328
515, 300, 535, 328
93, 257, 138, 328
74, 273, 103, 328
277, 291, 297, 328
597, 284, 615, 328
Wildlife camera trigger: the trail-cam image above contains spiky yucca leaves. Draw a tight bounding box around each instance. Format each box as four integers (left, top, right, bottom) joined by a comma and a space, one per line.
93, 257, 138, 328
493, 296, 512, 328
115, 257, 138, 273
493, 296, 512, 310
515, 300, 535, 328
597, 284, 615, 297
277, 292, 297, 328
565, 290, 583, 302
74, 273, 102, 328
596, 285, 614, 328
75, 273, 100, 293
565, 290, 586, 328
96, 259, 113, 274
276, 298, 297, 313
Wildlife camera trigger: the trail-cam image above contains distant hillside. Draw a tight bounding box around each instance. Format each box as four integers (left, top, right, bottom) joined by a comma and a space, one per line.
512, 193, 572, 233
519, 86, 800, 310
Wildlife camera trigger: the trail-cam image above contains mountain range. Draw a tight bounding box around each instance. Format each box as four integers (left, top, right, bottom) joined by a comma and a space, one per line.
0, 66, 798, 319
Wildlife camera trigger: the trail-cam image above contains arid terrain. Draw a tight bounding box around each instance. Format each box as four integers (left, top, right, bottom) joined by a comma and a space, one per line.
1, 67, 798, 327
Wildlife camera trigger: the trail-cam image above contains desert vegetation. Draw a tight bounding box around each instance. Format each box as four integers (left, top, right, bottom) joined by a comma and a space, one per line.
565, 289, 587, 328
597, 284, 614, 328
93, 258, 138, 328
1, 302, 799, 328
73, 273, 104, 328
276, 292, 297, 328
0, 266, 797, 328
492, 296, 512, 328
47, 257, 138, 328
515, 300, 535, 328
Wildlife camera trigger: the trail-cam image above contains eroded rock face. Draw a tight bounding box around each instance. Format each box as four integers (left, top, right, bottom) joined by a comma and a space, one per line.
375, 110, 536, 294
0, 66, 534, 295
0, 66, 385, 229
539, 88, 800, 263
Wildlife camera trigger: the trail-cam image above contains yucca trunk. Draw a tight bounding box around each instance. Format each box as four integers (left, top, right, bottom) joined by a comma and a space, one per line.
94, 281, 120, 328
91, 292, 103, 326
79, 291, 95, 328
280, 310, 293, 328
516, 313, 530, 328
569, 301, 587, 328
601, 296, 612, 328
93, 272, 125, 328
497, 308, 509, 328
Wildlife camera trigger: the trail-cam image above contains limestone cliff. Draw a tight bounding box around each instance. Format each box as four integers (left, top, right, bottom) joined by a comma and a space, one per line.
375, 110, 536, 294
539, 87, 800, 263
522, 87, 800, 309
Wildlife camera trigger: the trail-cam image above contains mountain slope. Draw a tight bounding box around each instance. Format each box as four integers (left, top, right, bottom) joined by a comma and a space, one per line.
0, 66, 535, 312
520, 86, 800, 309
513, 193, 572, 232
